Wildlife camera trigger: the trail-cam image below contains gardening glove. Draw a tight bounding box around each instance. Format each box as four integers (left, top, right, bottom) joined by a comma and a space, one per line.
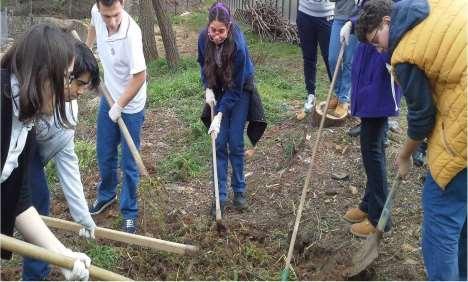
208, 112, 223, 139
340, 21, 352, 45
394, 153, 412, 179
205, 88, 216, 106
108, 102, 123, 122
61, 248, 91, 281
78, 219, 96, 240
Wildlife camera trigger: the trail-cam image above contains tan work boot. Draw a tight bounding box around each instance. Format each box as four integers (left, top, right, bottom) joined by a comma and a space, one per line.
343, 207, 368, 223
329, 102, 349, 119
350, 219, 377, 238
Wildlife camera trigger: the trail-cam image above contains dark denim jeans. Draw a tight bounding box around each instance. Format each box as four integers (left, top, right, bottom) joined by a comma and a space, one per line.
422, 169, 467, 281
22, 150, 50, 280
297, 10, 332, 97
215, 95, 250, 202
96, 98, 145, 220
359, 117, 391, 231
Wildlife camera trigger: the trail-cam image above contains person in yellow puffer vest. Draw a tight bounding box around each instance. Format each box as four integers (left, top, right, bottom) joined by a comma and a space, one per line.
355, 0, 467, 280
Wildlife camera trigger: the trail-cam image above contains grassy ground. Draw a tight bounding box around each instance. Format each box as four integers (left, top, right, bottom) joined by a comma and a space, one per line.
1, 4, 427, 281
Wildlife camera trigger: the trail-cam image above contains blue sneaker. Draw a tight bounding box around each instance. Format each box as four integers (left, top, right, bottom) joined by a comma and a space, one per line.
122, 218, 137, 234
89, 195, 117, 215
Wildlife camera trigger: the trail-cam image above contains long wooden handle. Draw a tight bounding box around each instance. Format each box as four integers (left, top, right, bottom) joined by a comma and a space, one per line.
41, 216, 199, 256
0, 234, 130, 281
70, 30, 148, 177
376, 177, 401, 232
283, 43, 346, 277
209, 103, 222, 222
98, 84, 149, 177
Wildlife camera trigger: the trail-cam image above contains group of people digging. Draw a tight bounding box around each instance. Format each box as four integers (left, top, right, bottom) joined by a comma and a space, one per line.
1, 0, 466, 281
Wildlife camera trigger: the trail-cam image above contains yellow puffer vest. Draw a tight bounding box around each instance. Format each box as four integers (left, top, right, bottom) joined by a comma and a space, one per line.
391, 0, 467, 189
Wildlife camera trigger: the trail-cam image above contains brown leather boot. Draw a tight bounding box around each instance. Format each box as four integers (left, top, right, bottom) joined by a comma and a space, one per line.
350, 219, 377, 238
343, 207, 368, 223
329, 102, 349, 118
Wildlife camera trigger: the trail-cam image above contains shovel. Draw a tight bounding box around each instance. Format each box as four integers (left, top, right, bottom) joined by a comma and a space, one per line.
209, 102, 228, 234
0, 234, 130, 281
344, 176, 402, 277
280, 43, 346, 281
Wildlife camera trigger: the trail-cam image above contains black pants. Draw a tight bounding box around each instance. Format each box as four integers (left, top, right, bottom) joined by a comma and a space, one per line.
359, 117, 391, 231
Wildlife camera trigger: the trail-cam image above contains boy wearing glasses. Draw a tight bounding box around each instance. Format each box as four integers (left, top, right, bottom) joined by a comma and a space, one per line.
22, 40, 100, 281
356, 0, 467, 280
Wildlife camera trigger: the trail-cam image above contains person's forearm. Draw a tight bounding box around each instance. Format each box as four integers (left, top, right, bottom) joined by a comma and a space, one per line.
15, 207, 66, 253
86, 25, 96, 49
400, 138, 423, 159
54, 141, 95, 229
116, 71, 146, 107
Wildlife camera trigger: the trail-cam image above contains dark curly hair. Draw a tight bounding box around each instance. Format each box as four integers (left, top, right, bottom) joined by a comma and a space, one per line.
355, 0, 393, 42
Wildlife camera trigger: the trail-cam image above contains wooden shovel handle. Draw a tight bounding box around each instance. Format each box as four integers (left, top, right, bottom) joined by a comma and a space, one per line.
41, 216, 199, 256
0, 234, 130, 281
98, 84, 149, 177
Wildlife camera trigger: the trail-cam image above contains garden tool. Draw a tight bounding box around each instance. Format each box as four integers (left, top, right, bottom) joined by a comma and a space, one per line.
281, 42, 346, 281
71, 29, 148, 177
344, 176, 402, 277
41, 216, 199, 255
209, 102, 228, 234
0, 234, 130, 281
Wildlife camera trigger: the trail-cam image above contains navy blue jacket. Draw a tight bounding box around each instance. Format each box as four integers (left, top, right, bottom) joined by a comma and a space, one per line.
197, 23, 255, 115
389, 0, 435, 141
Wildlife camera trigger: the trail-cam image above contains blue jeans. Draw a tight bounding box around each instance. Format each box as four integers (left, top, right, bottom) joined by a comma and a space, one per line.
328, 19, 358, 103
22, 150, 50, 280
215, 95, 250, 202
422, 168, 467, 281
359, 117, 391, 231
297, 10, 332, 97
96, 98, 145, 220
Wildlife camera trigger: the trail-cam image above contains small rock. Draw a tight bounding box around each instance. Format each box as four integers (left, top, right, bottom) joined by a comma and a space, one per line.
156, 142, 169, 149
404, 258, 418, 265
245, 172, 253, 178
331, 171, 349, 180
349, 185, 358, 195
401, 243, 417, 253
325, 188, 338, 196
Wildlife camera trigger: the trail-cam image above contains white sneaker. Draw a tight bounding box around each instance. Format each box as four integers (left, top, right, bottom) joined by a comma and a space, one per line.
304, 94, 316, 113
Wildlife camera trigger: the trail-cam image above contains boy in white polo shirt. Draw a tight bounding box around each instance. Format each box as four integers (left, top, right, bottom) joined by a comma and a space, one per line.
86, 0, 146, 233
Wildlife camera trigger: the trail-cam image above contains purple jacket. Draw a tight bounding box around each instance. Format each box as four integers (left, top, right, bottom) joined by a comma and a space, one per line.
350, 43, 402, 118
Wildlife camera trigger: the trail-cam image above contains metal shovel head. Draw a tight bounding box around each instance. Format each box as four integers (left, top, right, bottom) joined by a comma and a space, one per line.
344, 231, 383, 277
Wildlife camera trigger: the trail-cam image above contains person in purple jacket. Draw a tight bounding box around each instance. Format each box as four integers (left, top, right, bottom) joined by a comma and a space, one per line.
342, 42, 402, 237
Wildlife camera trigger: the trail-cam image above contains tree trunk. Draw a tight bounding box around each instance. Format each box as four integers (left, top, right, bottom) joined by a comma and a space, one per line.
138, 0, 159, 61
151, 0, 180, 69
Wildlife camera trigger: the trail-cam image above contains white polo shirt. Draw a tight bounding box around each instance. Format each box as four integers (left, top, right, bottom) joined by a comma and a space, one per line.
91, 4, 147, 114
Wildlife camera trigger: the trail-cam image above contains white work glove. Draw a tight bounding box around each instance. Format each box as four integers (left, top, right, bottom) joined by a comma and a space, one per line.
61, 248, 91, 281
108, 102, 123, 122
340, 21, 352, 45
208, 112, 222, 139
205, 88, 216, 106
78, 221, 96, 240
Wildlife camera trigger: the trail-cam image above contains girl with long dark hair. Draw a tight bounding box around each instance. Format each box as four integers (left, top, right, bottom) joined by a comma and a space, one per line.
198, 2, 266, 217
1, 23, 91, 280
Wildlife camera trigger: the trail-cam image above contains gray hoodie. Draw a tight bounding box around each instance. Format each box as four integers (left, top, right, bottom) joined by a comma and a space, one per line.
298, 0, 335, 17
333, 0, 357, 20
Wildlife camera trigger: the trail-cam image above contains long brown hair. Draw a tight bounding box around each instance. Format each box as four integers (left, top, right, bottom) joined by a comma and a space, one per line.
1, 23, 75, 127
204, 2, 236, 89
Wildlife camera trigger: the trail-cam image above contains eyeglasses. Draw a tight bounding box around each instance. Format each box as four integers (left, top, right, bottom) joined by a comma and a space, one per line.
368, 23, 384, 46
74, 78, 91, 88
65, 72, 74, 87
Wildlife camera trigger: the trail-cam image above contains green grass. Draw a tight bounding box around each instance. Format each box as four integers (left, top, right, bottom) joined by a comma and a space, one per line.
85, 241, 120, 270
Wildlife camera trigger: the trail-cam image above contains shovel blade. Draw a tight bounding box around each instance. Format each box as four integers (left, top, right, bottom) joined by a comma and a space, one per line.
344, 232, 382, 277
